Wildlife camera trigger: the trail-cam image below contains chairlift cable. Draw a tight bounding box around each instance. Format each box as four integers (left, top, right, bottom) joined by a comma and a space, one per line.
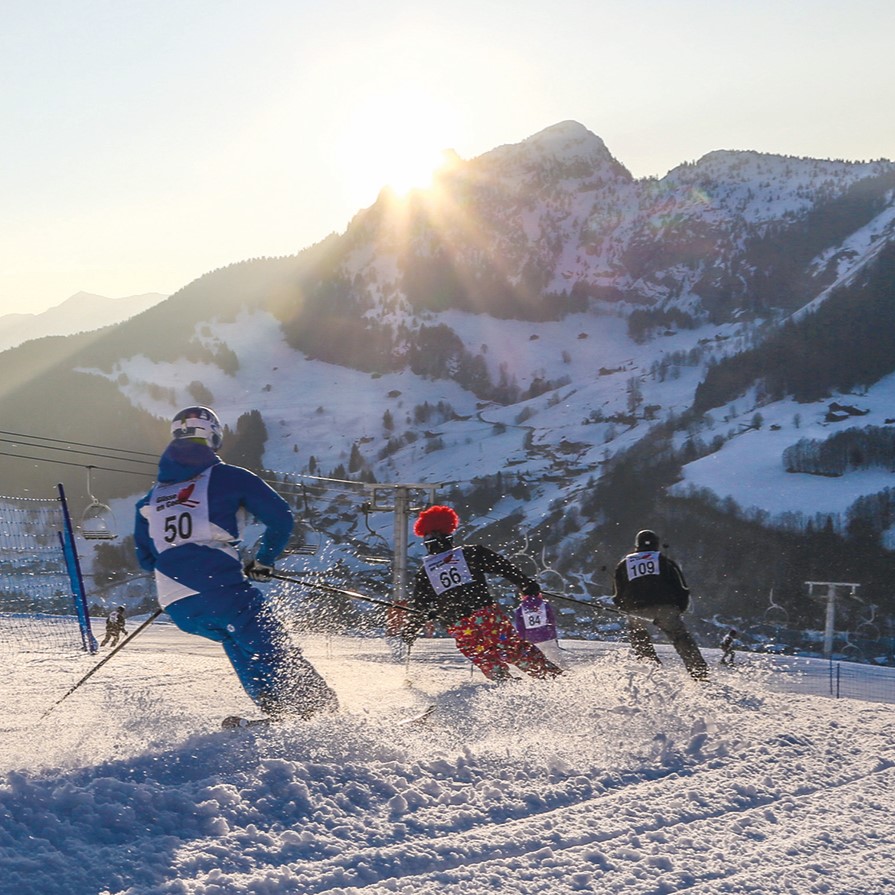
0, 437, 158, 469
0, 448, 153, 478
0, 428, 159, 459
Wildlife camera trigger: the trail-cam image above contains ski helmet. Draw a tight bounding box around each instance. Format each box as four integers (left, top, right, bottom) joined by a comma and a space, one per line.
171, 406, 223, 451
634, 529, 660, 551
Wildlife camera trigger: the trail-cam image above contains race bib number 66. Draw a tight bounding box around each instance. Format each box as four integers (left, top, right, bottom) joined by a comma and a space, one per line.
423, 548, 474, 595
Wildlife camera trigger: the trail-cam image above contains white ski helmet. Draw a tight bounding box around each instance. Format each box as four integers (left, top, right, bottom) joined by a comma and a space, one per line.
170, 406, 223, 451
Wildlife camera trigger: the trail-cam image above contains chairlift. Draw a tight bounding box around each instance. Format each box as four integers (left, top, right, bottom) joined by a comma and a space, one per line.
358, 500, 392, 565
290, 525, 321, 556
358, 551, 391, 566
79, 466, 117, 540
285, 484, 322, 556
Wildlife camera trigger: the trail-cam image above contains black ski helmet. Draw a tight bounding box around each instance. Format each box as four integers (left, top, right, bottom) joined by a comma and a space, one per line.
635, 529, 660, 551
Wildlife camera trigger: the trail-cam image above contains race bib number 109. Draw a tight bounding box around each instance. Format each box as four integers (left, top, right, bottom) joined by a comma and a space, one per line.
625, 550, 660, 581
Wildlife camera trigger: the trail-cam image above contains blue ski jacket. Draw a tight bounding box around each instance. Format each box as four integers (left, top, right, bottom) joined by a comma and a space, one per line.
134, 440, 294, 608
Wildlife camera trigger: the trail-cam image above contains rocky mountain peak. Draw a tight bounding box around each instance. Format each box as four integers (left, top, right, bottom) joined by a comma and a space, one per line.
475, 120, 632, 184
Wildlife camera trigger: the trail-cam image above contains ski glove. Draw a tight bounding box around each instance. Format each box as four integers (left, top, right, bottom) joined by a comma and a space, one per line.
244, 560, 274, 582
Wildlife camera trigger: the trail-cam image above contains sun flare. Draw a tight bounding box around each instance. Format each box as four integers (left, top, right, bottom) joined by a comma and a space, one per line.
339, 89, 458, 206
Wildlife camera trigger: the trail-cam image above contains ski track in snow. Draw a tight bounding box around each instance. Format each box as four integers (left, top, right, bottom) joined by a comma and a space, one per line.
1, 623, 894, 895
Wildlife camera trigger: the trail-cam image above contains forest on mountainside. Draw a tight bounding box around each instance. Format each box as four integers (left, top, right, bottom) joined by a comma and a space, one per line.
695, 240, 895, 410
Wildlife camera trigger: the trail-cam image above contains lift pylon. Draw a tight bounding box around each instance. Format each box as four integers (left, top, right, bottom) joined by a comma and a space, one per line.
364, 483, 440, 604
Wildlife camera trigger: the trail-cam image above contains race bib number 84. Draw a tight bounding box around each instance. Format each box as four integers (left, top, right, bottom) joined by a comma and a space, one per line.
423, 548, 474, 595
523, 606, 549, 629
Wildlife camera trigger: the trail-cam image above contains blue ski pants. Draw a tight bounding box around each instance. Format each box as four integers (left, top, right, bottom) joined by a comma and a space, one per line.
165, 583, 337, 716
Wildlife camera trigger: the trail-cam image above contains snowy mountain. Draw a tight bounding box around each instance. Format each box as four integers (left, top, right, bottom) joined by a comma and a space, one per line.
0, 291, 167, 352
3, 121, 895, 640
333, 120, 894, 329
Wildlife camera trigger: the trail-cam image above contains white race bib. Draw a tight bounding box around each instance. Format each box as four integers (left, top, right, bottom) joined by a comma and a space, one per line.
146, 471, 213, 552
522, 604, 549, 630
423, 548, 474, 595
625, 551, 660, 581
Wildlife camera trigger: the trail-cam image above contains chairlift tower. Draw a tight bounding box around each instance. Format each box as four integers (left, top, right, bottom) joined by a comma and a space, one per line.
364, 483, 440, 603
805, 581, 861, 658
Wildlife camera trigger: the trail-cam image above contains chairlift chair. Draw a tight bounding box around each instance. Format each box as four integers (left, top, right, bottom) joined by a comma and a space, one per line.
358, 500, 392, 565
358, 551, 391, 565
290, 524, 321, 556
79, 466, 117, 540
285, 483, 324, 555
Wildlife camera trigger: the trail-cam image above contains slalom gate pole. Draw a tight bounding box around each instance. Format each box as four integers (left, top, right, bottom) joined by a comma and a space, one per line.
39, 608, 163, 721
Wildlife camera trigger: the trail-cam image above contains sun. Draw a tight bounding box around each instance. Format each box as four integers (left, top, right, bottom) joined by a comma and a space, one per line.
339, 89, 458, 205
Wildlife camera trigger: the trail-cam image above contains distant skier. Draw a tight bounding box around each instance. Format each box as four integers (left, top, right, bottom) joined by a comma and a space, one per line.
720, 628, 737, 666
100, 606, 127, 647
403, 505, 563, 682
612, 529, 708, 680
514, 592, 564, 668
134, 405, 338, 721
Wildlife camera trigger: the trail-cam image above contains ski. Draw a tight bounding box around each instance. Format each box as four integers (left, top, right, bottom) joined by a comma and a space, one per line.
397, 704, 436, 726
224, 704, 436, 730
221, 715, 272, 730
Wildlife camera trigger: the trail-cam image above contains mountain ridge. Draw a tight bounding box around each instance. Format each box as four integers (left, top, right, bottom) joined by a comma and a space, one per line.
0, 291, 167, 352
2, 121, 894, 638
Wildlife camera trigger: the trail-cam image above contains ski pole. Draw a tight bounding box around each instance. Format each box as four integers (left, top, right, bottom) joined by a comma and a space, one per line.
270, 571, 426, 615
403, 640, 413, 685
272, 572, 436, 668
539, 588, 625, 615
39, 608, 163, 721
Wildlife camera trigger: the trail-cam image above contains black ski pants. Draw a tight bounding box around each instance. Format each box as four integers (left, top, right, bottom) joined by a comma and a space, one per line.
623, 603, 708, 680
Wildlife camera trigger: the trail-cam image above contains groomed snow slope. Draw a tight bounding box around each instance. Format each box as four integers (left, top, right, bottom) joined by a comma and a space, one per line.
2, 616, 894, 895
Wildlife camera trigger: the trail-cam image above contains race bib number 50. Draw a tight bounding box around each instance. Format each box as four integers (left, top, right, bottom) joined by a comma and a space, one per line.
146, 471, 212, 552
423, 548, 474, 595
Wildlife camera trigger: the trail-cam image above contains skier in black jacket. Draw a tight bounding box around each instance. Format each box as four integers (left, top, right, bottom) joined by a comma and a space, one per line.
404, 505, 562, 682
100, 606, 128, 647
612, 529, 708, 680
719, 628, 737, 666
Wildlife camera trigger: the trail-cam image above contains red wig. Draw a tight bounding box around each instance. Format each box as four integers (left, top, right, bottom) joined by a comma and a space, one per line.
413, 505, 459, 538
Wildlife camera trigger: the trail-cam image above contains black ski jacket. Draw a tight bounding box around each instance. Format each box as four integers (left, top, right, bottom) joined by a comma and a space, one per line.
612, 550, 690, 612
409, 544, 538, 631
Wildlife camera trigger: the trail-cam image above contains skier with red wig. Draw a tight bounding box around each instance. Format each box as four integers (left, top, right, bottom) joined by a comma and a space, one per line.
404, 505, 563, 682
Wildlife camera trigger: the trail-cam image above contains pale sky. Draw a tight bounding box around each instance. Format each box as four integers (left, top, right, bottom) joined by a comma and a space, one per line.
1, 0, 892, 316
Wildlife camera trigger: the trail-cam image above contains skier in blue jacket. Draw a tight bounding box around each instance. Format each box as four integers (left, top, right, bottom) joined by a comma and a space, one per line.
134, 406, 338, 721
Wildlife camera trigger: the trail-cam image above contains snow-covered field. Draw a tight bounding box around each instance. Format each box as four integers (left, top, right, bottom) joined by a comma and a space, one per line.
3, 618, 894, 895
